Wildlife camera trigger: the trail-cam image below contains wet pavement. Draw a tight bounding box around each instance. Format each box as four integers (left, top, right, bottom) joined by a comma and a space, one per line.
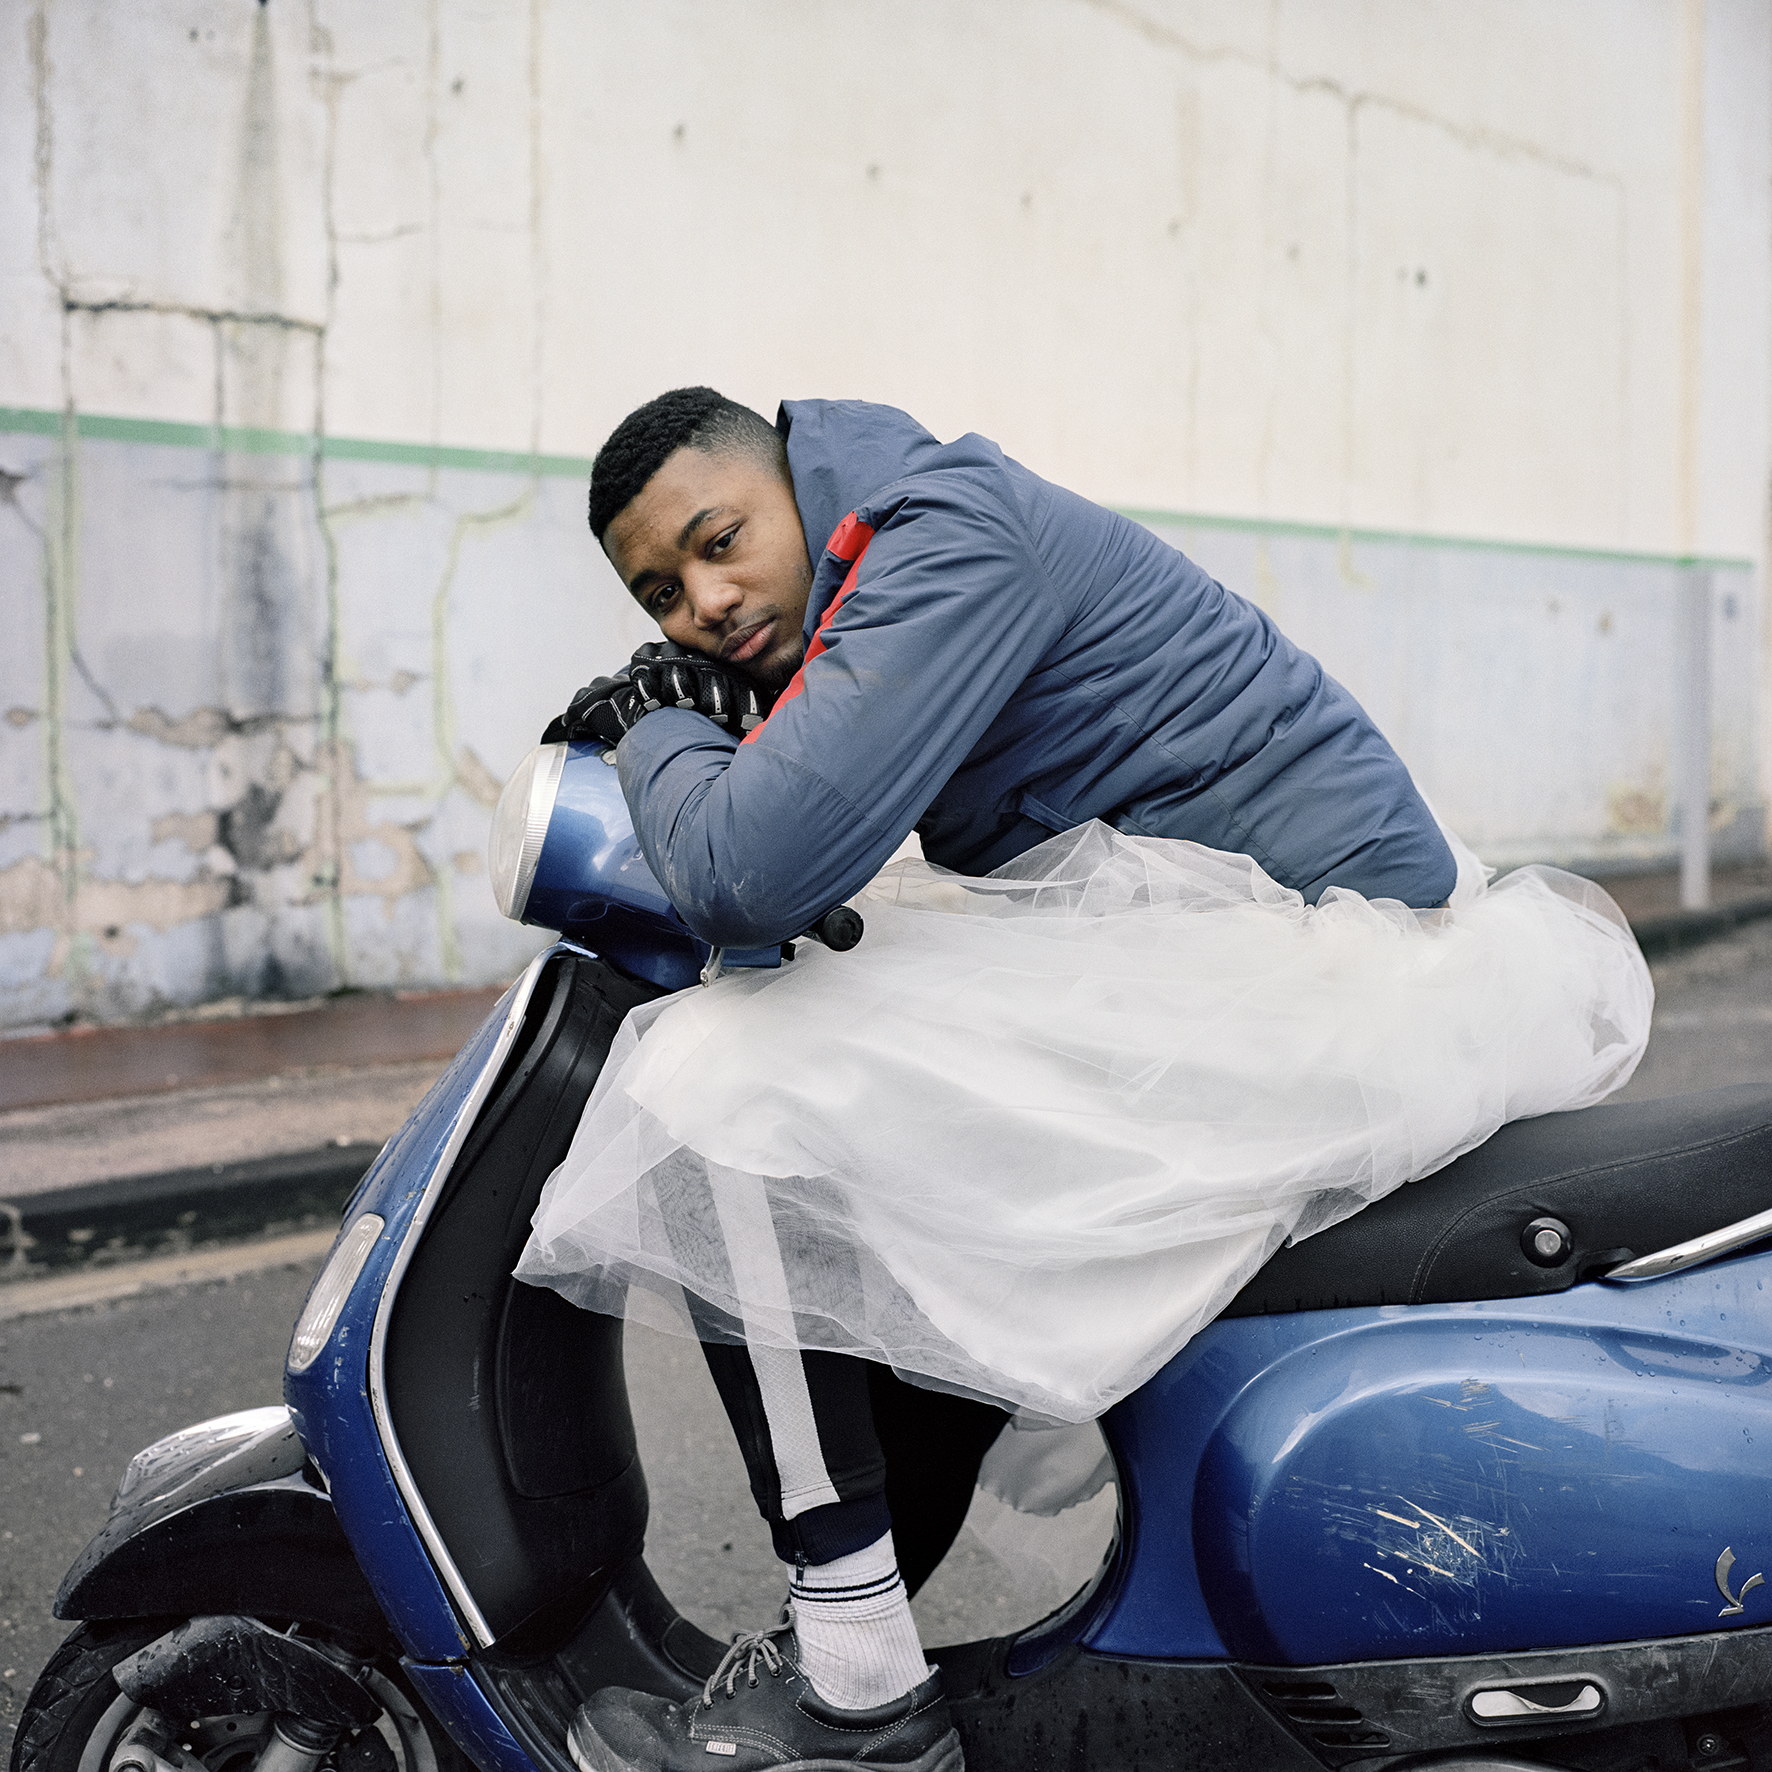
0, 988, 503, 1114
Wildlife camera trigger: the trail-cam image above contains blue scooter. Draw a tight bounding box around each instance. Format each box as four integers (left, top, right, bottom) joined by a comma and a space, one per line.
18, 741, 1772, 1772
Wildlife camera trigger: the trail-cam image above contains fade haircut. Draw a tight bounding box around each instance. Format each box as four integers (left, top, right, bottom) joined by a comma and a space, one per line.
587, 387, 786, 541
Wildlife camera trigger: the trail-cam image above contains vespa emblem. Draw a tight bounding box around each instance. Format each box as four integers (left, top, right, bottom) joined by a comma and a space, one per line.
1717, 1547, 1765, 1617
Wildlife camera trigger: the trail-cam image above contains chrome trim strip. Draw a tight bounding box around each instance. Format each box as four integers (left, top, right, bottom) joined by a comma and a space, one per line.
367, 951, 550, 1649
1604, 1202, 1772, 1283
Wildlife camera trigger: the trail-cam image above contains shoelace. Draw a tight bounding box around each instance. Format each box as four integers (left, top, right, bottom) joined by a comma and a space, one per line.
702, 1611, 794, 1708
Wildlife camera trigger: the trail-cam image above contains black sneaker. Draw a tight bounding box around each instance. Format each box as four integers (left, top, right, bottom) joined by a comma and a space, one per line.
567, 1615, 963, 1772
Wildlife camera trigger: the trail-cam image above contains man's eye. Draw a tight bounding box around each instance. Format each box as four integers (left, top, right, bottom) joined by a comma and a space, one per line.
709, 526, 738, 557
650, 583, 679, 613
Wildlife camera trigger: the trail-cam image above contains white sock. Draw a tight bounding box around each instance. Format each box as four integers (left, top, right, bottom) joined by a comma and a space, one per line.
788, 1531, 931, 1711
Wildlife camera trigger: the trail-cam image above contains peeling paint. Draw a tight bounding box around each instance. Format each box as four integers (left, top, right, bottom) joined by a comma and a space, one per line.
66, 873, 235, 938
150, 811, 220, 851
0, 855, 64, 935
0, 854, 232, 943
322, 739, 436, 916
455, 746, 504, 810
129, 706, 282, 748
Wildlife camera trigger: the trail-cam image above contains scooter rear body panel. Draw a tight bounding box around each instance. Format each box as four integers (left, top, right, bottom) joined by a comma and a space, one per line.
1096, 1256, 1772, 1665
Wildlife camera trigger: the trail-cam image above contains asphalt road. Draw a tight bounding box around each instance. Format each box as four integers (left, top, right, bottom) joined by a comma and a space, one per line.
0, 914, 1766, 1762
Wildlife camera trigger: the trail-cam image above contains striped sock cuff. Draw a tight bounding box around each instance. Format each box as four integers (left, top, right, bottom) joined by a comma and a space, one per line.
790, 1567, 905, 1608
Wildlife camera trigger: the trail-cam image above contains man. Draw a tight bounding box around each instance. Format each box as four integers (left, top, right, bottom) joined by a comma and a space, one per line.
554, 387, 1455, 1772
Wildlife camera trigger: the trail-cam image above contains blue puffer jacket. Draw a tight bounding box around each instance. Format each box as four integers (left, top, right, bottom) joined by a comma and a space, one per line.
617, 400, 1455, 948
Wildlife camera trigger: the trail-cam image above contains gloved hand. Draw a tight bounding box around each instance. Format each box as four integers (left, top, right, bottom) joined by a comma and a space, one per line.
540, 643, 765, 746
540, 674, 639, 746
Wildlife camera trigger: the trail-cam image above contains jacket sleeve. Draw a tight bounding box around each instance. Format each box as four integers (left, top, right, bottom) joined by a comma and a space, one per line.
615, 481, 1067, 948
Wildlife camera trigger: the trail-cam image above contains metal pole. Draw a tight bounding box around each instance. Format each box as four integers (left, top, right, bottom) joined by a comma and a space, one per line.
1679, 567, 1713, 911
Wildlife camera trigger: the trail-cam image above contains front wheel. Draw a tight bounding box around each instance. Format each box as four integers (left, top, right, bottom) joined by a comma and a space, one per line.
10, 1621, 456, 1772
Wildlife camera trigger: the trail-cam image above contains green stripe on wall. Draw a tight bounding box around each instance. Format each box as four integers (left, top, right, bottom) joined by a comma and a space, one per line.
1117, 506, 1752, 572
0, 404, 1752, 571
0, 405, 596, 479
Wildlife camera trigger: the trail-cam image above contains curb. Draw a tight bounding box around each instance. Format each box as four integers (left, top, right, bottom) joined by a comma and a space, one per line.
0, 1142, 378, 1283
1632, 895, 1772, 958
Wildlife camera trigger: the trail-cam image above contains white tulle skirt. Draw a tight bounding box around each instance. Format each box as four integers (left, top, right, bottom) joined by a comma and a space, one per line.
515, 822, 1652, 1422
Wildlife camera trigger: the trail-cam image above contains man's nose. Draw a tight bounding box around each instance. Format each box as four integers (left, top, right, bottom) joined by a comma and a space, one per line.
681, 567, 742, 630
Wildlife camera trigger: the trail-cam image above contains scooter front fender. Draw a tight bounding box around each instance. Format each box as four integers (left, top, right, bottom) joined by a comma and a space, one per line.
55, 1405, 392, 1647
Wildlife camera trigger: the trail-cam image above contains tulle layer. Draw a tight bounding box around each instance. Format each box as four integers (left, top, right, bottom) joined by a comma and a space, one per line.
515, 822, 1652, 1421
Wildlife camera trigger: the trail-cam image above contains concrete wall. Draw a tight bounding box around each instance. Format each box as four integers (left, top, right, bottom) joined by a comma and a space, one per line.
1, 1, 1768, 1028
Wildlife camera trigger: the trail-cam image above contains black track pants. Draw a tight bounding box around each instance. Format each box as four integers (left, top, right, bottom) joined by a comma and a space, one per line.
700, 1340, 1009, 1590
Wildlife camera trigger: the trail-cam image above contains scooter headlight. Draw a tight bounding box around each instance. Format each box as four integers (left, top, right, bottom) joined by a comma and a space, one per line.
489, 742, 567, 921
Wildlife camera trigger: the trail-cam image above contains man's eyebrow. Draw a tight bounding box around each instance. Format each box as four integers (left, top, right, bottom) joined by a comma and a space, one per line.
675, 506, 727, 550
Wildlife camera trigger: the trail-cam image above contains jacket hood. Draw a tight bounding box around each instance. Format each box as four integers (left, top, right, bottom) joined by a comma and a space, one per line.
776, 399, 947, 569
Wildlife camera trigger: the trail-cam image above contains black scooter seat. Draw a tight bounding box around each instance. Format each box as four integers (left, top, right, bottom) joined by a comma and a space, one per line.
1224, 1083, 1772, 1316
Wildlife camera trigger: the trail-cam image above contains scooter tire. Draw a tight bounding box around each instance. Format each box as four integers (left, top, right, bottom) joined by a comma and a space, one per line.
9, 1620, 465, 1772
9, 1619, 170, 1772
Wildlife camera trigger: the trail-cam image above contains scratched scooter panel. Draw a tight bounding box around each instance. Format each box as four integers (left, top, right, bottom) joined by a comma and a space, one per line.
1189, 1291, 1772, 1662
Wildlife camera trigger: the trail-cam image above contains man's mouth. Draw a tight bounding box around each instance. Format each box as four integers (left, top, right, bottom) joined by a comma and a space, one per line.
722, 620, 775, 665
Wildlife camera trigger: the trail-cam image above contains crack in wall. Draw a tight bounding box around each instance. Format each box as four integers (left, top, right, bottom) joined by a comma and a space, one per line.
309, 0, 349, 987
61, 298, 323, 335
527, 0, 547, 462
67, 642, 120, 723
1085, 0, 1624, 186
29, 3, 80, 989
127, 705, 310, 746
28, 4, 60, 287
44, 398, 79, 941
1083, 0, 1634, 542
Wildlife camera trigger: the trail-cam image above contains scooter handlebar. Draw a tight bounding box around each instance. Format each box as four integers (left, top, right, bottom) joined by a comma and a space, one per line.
799, 906, 864, 952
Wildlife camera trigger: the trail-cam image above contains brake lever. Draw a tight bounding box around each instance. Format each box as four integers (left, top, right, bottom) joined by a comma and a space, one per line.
698, 907, 864, 989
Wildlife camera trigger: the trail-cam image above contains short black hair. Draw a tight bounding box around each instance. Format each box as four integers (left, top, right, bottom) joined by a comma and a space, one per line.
587, 387, 785, 541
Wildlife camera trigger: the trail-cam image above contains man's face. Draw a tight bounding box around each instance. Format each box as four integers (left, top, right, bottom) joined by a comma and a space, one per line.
604, 445, 813, 696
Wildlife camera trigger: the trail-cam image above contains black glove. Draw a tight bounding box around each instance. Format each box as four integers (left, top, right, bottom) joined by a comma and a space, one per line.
540, 674, 639, 746
541, 643, 765, 746
627, 643, 766, 733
